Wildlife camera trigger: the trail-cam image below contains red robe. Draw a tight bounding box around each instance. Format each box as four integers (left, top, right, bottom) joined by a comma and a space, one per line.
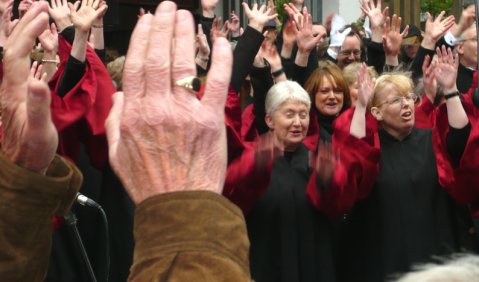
49, 36, 115, 169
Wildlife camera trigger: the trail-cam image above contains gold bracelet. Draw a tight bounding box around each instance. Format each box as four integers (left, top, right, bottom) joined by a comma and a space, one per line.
92, 24, 103, 28
41, 59, 59, 64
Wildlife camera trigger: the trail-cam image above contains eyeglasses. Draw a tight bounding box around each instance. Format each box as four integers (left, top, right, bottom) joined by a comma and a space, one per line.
376, 93, 419, 107
339, 49, 361, 57
457, 36, 477, 43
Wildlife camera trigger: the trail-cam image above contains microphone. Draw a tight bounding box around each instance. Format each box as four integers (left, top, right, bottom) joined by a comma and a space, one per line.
76, 192, 102, 209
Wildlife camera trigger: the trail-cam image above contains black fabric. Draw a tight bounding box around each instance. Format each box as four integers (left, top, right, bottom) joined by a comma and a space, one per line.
366, 40, 385, 74
457, 63, 475, 94
473, 88, 479, 108
446, 122, 471, 167
410, 46, 436, 80
231, 26, 265, 93
250, 65, 273, 135
337, 128, 477, 282
94, 49, 106, 64
247, 144, 336, 282
57, 55, 86, 98
317, 111, 335, 142
61, 25, 75, 45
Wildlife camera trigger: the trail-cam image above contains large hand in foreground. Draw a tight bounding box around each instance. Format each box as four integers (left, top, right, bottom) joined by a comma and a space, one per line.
105, 1, 233, 204
1, 1, 57, 174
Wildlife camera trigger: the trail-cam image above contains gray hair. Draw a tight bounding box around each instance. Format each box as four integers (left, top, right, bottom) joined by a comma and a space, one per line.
393, 254, 479, 282
265, 81, 311, 117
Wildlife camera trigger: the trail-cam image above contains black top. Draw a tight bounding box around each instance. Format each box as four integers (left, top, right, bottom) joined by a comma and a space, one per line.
247, 144, 336, 282
336, 128, 477, 282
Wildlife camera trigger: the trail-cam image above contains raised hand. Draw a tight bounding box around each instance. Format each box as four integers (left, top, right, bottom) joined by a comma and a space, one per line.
243, 2, 277, 33
357, 63, 375, 108
105, 1, 233, 203
1, 1, 57, 174
284, 2, 304, 26
296, 11, 324, 53
1, 5, 19, 38
196, 23, 210, 57
314, 140, 339, 188
210, 17, 230, 45
382, 14, 408, 57
433, 45, 459, 94
282, 18, 298, 48
48, 0, 72, 32
360, 0, 388, 30
18, 0, 33, 19
29, 61, 47, 82
254, 132, 283, 172
423, 11, 455, 49
38, 22, 59, 53
230, 10, 241, 37
452, 4, 475, 37
421, 55, 437, 103
69, 0, 108, 33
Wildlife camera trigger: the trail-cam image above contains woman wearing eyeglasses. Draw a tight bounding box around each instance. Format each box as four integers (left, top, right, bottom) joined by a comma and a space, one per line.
307, 47, 479, 282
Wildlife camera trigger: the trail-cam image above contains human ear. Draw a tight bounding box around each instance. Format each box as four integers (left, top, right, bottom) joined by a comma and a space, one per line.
370, 107, 383, 121
265, 114, 274, 130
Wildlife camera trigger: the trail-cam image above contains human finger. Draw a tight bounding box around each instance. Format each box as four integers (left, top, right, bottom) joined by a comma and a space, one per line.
26, 79, 53, 137
201, 37, 233, 117
105, 92, 124, 162
172, 9, 197, 99
8, 1, 48, 42
122, 13, 153, 100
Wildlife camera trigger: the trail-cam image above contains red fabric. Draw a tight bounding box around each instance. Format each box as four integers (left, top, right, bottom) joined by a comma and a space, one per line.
223, 143, 272, 214
306, 108, 381, 217
433, 95, 479, 204
414, 97, 436, 129
198, 85, 246, 163
49, 36, 114, 169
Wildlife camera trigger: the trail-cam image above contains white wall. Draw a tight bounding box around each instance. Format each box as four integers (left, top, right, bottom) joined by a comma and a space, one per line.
322, 0, 362, 26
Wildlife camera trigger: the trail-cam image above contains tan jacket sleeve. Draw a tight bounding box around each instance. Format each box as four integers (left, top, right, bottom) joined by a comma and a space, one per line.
0, 153, 82, 282
129, 191, 251, 282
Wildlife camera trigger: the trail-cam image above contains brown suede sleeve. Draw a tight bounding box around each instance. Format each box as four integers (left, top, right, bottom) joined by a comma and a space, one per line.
0, 153, 82, 282
129, 191, 251, 282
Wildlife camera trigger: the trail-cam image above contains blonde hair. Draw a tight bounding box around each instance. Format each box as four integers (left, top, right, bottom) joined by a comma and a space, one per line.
371, 72, 413, 107
107, 56, 125, 90
342, 62, 378, 86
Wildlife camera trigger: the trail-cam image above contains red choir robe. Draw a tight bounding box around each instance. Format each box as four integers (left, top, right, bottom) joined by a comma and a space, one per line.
49, 36, 115, 169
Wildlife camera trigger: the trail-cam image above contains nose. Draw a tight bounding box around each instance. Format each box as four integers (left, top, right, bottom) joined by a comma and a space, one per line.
292, 115, 301, 126
347, 53, 356, 60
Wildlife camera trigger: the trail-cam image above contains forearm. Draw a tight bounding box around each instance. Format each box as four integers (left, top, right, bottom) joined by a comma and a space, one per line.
350, 105, 367, 139
41, 51, 58, 82
130, 191, 250, 281
294, 50, 309, 67
231, 26, 264, 92
57, 55, 87, 97
0, 153, 82, 282
91, 20, 104, 50
71, 29, 88, 62
445, 89, 469, 129
385, 54, 399, 66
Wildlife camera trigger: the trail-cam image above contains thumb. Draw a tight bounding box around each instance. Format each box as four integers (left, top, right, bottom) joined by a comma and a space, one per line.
26, 79, 52, 130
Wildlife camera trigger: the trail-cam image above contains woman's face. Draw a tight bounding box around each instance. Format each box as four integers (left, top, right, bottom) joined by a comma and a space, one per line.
371, 84, 415, 138
266, 100, 310, 151
315, 76, 344, 116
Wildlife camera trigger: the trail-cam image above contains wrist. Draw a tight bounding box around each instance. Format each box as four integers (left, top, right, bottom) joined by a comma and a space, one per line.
385, 55, 399, 66
270, 64, 282, 73
248, 22, 264, 33
421, 37, 436, 50
55, 19, 73, 33
443, 87, 459, 95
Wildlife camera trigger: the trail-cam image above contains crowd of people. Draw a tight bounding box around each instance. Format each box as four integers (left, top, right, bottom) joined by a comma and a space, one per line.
0, 0, 479, 281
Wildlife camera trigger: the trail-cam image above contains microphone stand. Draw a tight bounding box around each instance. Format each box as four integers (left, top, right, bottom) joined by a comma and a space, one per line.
64, 212, 98, 282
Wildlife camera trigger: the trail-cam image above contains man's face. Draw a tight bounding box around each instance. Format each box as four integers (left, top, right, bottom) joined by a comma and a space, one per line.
337, 35, 361, 69
457, 25, 477, 69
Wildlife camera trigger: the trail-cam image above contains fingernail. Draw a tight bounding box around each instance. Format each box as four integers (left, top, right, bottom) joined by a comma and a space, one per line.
158, 1, 175, 13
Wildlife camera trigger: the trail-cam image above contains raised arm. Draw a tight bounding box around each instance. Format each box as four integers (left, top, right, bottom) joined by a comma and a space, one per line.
350, 63, 375, 139
434, 46, 469, 129
382, 14, 408, 68
38, 23, 59, 82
